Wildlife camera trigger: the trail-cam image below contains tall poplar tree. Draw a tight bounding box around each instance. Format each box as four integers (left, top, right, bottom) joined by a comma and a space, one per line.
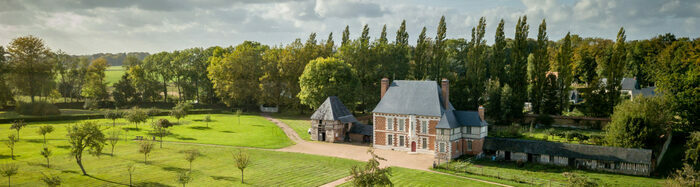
529, 19, 549, 114
465, 17, 487, 109
432, 16, 447, 80
507, 16, 529, 122
601, 27, 627, 115
342, 25, 350, 47
491, 19, 507, 81
412, 27, 431, 80
391, 20, 410, 80
556, 32, 573, 113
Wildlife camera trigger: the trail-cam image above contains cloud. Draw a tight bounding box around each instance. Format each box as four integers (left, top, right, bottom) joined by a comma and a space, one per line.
0, 0, 697, 54
314, 0, 386, 18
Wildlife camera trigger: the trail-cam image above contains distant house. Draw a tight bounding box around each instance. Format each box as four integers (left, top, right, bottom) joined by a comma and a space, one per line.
372, 78, 488, 160
602, 77, 658, 100
310, 96, 360, 143
484, 137, 654, 176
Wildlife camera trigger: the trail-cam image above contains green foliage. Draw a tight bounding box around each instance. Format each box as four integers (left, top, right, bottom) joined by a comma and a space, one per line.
5, 134, 18, 160
177, 171, 193, 187
112, 74, 137, 107
139, 140, 154, 164
37, 125, 54, 144
535, 114, 554, 126
126, 108, 148, 128
529, 19, 550, 114
685, 132, 700, 168
14, 101, 60, 116
431, 15, 448, 81
40, 173, 61, 187
506, 16, 529, 122
10, 120, 26, 139
349, 148, 392, 187
6, 35, 54, 103
208, 41, 268, 107
464, 17, 488, 109
81, 57, 110, 101
105, 109, 123, 126
542, 74, 561, 115
184, 149, 201, 171
411, 26, 432, 80
490, 126, 522, 138
562, 172, 597, 187
485, 80, 505, 125
40, 146, 52, 167
0, 163, 18, 186
666, 163, 700, 186
107, 130, 120, 156
233, 150, 251, 183
203, 115, 212, 127
66, 121, 106, 175
604, 97, 671, 149
654, 39, 700, 129
298, 57, 359, 110
556, 32, 574, 112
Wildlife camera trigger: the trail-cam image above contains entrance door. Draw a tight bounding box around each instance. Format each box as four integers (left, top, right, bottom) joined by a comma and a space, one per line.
320, 132, 326, 141
411, 141, 416, 152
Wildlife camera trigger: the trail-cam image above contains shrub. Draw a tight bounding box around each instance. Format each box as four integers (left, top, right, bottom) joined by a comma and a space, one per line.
516, 160, 525, 167
491, 126, 522, 138
562, 172, 597, 187
14, 101, 60, 116
535, 114, 554, 127
83, 99, 100, 110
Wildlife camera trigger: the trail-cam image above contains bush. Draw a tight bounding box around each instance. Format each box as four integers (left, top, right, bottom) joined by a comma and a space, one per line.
491, 126, 522, 138
14, 101, 60, 116
83, 99, 100, 110
562, 172, 597, 187
535, 114, 554, 127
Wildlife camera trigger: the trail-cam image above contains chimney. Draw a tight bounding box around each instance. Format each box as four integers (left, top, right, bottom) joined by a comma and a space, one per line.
441, 78, 449, 109
478, 105, 485, 121
380, 78, 390, 99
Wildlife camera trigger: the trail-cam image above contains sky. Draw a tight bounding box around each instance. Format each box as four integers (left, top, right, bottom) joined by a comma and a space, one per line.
0, 0, 698, 55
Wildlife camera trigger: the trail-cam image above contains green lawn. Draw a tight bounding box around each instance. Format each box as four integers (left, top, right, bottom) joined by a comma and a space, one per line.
1, 141, 362, 186
437, 159, 665, 187
339, 167, 498, 187
105, 66, 126, 86
270, 113, 312, 141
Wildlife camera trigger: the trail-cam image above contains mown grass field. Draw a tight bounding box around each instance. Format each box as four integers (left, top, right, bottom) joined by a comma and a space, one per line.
339, 167, 498, 187
0, 114, 293, 150
437, 159, 665, 187
105, 66, 126, 86
0, 113, 364, 186
271, 112, 312, 141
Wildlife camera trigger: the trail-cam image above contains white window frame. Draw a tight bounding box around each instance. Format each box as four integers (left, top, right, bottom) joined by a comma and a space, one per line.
439, 142, 446, 153
398, 119, 405, 131
422, 138, 428, 149
387, 134, 393, 146
386, 118, 393, 130
421, 120, 428, 134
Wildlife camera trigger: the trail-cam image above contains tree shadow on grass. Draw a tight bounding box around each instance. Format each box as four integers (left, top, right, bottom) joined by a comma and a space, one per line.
220, 130, 235, 133
252, 124, 264, 127
161, 166, 188, 173
87, 175, 129, 186
211, 175, 236, 182
0, 155, 14, 159
60, 170, 79, 174
175, 137, 196, 141
188, 126, 211, 130
25, 139, 44, 143
56, 145, 71, 149
123, 127, 141, 131
134, 182, 171, 187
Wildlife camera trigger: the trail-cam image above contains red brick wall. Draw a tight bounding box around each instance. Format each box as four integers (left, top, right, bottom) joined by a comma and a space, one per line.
375, 131, 386, 145
429, 136, 436, 151
375, 116, 386, 130
463, 138, 484, 155
428, 120, 438, 134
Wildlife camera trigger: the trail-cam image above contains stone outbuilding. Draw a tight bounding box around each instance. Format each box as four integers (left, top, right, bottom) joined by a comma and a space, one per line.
483, 137, 654, 176
310, 96, 359, 143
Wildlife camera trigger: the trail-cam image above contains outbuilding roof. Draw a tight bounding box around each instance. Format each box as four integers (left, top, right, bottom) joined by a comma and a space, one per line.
348, 123, 373, 136
310, 96, 358, 123
483, 137, 653, 164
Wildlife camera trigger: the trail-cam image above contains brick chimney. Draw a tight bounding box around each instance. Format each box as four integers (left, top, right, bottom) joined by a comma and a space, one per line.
381, 77, 390, 99
478, 105, 485, 121
441, 78, 449, 109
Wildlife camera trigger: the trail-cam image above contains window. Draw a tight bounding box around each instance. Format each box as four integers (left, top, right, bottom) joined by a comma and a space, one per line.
467, 140, 473, 151
387, 134, 393, 146
440, 129, 445, 135
398, 119, 405, 131
421, 121, 428, 134
387, 118, 393, 130
466, 127, 472, 134
399, 136, 405, 147
439, 142, 446, 152
422, 138, 428, 149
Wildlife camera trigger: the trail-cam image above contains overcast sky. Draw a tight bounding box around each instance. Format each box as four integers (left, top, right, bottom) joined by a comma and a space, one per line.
1, 0, 698, 55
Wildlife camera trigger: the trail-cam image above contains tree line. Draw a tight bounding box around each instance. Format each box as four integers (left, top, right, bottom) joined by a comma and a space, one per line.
0, 15, 697, 129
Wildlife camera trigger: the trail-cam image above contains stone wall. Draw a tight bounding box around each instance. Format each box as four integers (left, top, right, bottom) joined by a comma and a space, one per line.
523, 114, 610, 130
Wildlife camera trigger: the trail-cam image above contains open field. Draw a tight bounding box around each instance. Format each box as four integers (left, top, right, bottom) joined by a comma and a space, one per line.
271, 112, 312, 141
1, 141, 363, 186
339, 167, 498, 187
436, 159, 665, 187
105, 66, 126, 86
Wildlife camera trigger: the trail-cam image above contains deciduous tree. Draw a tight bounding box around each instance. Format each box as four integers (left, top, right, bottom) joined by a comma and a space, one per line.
5, 135, 18, 160
139, 140, 154, 164
37, 125, 54, 144
348, 147, 392, 186
0, 163, 18, 187
232, 150, 251, 184
298, 57, 359, 110
67, 121, 106, 175
6, 35, 54, 103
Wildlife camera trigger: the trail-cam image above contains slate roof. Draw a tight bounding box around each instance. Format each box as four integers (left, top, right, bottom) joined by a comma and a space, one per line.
310, 96, 358, 123
436, 110, 487, 129
621, 78, 639, 90
483, 137, 653, 164
372, 80, 451, 117
348, 123, 373, 136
